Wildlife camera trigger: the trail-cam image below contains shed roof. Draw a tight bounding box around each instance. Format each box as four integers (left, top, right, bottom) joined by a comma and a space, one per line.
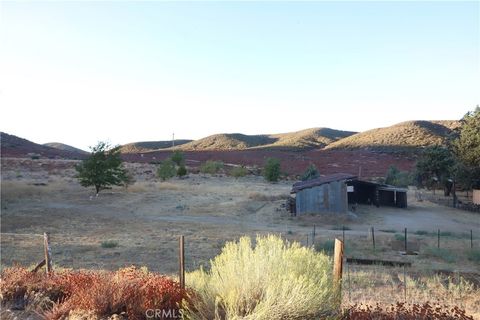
291, 173, 357, 193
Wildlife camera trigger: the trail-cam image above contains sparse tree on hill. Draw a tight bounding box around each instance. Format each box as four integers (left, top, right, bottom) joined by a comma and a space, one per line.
301, 164, 319, 181
263, 157, 281, 182
75, 142, 128, 195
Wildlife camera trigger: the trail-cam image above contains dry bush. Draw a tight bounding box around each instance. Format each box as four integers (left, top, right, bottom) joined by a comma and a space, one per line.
184, 235, 338, 320
248, 192, 288, 201
342, 302, 474, 320
0, 266, 188, 320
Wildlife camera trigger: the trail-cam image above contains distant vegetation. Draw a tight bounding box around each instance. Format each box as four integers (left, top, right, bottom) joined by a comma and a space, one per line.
200, 160, 224, 174
230, 166, 248, 178
414, 107, 480, 194
263, 157, 281, 182
75, 142, 130, 194
384, 165, 412, 187
301, 163, 320, 181
157, 158, 177, 181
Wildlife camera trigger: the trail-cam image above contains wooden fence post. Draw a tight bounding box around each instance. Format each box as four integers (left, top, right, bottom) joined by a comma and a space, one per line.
371, 227, 375, 250
43, 232, 52, 274
333, 238, 344, 284
179, 235, 185, 289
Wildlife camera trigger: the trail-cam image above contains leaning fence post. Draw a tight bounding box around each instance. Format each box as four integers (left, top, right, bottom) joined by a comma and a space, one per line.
179, 235, 185, 289
43, 232, 52, 274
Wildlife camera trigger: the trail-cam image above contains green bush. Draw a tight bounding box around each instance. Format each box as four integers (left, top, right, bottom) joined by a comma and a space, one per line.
301, 164, 320, 181
177, 165, 187, 177
314, 240, 335, 255
171, 151, 185, 166
157, 159, 176, 181
385, 165, 412, 187
101, 240, 118, 248
230, 166, 247, 178
424, 247, 456, 263
394, 234, 405, 241
263, 157, 281, 182
200, 160, 223, 174
467, 249, 480, 263
184, 235, 338, 319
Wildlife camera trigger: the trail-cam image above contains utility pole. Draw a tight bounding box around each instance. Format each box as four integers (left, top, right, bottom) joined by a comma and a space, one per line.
172, 132, 175, 147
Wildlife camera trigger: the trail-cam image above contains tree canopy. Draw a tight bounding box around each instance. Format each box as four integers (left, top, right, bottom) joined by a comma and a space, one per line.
75, 142, 129, 194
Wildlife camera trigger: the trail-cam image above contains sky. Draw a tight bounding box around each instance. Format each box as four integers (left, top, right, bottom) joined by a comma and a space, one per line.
0, 1, 479, 150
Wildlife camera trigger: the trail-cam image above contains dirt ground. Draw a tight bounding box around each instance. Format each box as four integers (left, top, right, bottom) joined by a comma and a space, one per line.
1, 158, 479, 275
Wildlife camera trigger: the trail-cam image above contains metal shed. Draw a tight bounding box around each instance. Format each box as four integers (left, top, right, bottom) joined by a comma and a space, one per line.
291, 173, 356, 215
290, 173, 408, 215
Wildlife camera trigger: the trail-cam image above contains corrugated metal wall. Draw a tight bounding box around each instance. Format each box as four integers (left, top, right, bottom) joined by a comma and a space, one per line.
295, 180, 348, 214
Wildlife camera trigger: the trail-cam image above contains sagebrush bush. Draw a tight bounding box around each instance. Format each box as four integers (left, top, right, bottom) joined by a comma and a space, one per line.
177, 165, 188, 177
184, 235, 338, 320
200, 160, 223, 174
230, 166, 247, 178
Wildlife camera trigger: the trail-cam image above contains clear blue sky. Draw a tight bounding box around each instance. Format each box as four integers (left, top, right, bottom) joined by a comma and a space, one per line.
1, 1, 478, 150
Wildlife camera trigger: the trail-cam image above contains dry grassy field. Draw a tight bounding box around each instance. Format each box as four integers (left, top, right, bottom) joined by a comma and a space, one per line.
1, 158, 479, 318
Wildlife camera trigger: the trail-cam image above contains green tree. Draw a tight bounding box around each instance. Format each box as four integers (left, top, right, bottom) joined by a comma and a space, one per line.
384, 165, 412, 188
157, 159, 176, 181
171, 151, 185, 166
454, 106, 480, 168
75, 142, 128, 195
263, 157, 281, 182
177, 164, 187, 177
301, 164, 319, 181
453, 107, 480, 189
415, 146, 455, 193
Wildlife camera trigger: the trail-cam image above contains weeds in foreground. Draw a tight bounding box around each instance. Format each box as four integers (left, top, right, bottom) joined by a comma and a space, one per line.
343, 302, 473, 320
0, 266, 188, 320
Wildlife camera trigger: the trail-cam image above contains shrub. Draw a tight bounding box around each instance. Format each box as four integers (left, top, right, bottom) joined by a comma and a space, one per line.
385, 165, 412, 187
171, 151, 185, 166
424, 247, 456, 263
230, 166, 247, 178
315, 240, 335, 255
177, 165, 188, 177
101, 240, 119, 248
200, 160, 223, 174
394, 234, 405, 241
0, 266, 188, 319
157, 159, 176, 181
414, 230, 430, 236
301, 164, 320, 181
466, 249, 480, 263
263, 157, 281, 182
184, 235, 338, 319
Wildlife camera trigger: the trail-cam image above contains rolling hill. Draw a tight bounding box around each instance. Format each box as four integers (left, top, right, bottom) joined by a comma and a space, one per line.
325, 120, 460, 151
1, 132, 87, 159
175, 128, 356, 151
44, 142, 88, 154
120, 140, 192, 153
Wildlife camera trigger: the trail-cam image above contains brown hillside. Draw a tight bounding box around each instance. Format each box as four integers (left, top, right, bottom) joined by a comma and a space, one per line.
177, 128, 355, 151
43, 142, 88, 154
1, 132, 86, 159
120, 140, 192, 153
325, 120, 460, 151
